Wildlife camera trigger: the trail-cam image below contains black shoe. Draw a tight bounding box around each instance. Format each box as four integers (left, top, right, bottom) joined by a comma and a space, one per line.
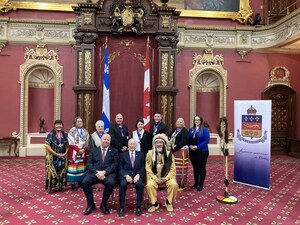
48, 189, 54, 194
191, 184, 198, 189
136, 207, 142, 216
71, 183, 77, 191
100, 204, 110, 215
197, 185, 203, 192
119, 208, 125, 217
83, 204, 96, 215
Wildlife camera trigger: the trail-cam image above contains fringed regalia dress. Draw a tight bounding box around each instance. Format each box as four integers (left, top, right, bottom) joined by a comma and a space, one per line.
67, 127, 89, 183
45, 130, 68, 192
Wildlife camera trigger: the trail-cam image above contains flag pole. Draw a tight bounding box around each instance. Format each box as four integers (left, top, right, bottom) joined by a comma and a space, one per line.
143, 36, 151, 131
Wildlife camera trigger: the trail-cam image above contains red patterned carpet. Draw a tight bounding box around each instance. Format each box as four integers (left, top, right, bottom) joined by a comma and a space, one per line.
0, 155, 299, 225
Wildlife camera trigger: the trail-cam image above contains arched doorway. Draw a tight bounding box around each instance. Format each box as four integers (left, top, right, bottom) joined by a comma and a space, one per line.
262, 85, 296, 155
189, 48, 227, 129
19, 46, 63, 156
262, 66, 296, 155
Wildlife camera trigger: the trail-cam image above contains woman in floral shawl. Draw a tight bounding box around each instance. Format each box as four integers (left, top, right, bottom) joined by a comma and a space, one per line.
45, 120, 69, 193
67, 116, 89, 190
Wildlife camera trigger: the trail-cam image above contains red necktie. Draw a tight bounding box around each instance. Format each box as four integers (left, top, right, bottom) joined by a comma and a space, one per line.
130, 152, 134, 168
102, 148, 106, 161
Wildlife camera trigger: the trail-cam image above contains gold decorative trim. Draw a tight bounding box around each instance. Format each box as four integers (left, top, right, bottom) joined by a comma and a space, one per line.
120, 39, 135, 48
24, 44, 59, 61
134, 53, 145, 66
83, 12, 93, 25
193, 47, 224, 66
161, 53, 168, 86
11, 0, 252, 24
84, 94, 91, 132
84, 50, 92, 84
232, 3, 253, 24
161, 95, 168, 123
169, 54, 174, 86
0, 0, 16, 14
78, 51, 83, 85
161, 15, 170, 28
267, 66, 291, 87
108, 51, 120, 64
12, 1, 74, 12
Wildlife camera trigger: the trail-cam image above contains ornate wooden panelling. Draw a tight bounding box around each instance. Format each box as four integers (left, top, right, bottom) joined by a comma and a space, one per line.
73, 0, 180, 131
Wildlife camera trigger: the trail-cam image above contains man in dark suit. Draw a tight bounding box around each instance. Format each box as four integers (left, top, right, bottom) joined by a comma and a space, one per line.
109, 114, 129, 154
81, 134, 118, 215
150, 112, 169, 138
118, 138, 145, 217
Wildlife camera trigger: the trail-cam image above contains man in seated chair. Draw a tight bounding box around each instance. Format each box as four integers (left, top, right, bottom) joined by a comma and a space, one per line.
81, 134, 118, 215
145, 133, 178, 212
118, 138, 145, 217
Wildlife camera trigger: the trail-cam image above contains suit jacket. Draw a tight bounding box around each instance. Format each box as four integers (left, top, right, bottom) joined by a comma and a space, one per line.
109, 123, 129, 152
132, 130, 152, 155
150, 121, 169, 138
119, 151, 145, 180
86, 146, 118, 178
169, 127, 189, 151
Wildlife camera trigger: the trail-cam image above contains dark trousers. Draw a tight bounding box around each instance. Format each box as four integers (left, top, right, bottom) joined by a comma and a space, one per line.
189, 150, 209, 186
119, 178, 144, 208
81, 173, 116, 206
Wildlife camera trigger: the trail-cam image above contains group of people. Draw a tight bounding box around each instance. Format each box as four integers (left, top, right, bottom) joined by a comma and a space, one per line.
44, 112, 210, 217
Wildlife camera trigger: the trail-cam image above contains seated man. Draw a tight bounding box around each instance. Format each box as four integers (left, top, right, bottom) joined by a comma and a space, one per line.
81, 134, 118, 215
145, 133, 178, 212
118, 138, 145, 217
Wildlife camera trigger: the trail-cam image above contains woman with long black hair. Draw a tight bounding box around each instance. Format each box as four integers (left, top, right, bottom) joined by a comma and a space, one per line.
188, 115, 210, 191
45, 120, 69, 193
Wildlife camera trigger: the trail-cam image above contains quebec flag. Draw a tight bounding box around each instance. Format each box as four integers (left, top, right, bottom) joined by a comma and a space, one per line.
102, 46, 110, 133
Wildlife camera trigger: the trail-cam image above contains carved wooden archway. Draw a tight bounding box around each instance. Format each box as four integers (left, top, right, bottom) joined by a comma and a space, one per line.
72, 0, 180, 133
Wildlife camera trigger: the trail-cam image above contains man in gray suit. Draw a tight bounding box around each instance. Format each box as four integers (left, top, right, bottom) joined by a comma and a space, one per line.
81, 134, 118, 215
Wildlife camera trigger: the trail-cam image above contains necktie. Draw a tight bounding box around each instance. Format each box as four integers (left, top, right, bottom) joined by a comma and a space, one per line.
130, 152, 134, 168
102, 148, 106, 161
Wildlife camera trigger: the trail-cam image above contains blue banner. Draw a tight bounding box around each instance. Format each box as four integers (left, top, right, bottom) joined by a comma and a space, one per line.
234, 100, 271, 190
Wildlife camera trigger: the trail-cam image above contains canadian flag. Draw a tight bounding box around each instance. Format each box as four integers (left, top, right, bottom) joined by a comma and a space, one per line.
143, 41, 150, 131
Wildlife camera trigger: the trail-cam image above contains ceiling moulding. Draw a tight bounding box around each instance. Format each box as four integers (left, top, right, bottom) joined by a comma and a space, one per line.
0, 18, 76, 46
177, 8, 300, 54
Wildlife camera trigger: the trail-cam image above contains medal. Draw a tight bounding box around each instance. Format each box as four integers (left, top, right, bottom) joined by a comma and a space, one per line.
153, 122, 161, 136
56, 132, 63, 148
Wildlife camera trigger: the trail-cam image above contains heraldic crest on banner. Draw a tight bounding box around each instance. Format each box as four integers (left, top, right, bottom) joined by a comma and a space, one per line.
111, 0, 145, 34
237, 105, 268, 143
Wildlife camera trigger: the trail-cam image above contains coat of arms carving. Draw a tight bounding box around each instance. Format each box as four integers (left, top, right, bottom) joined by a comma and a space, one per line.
111, 0, 145, 34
